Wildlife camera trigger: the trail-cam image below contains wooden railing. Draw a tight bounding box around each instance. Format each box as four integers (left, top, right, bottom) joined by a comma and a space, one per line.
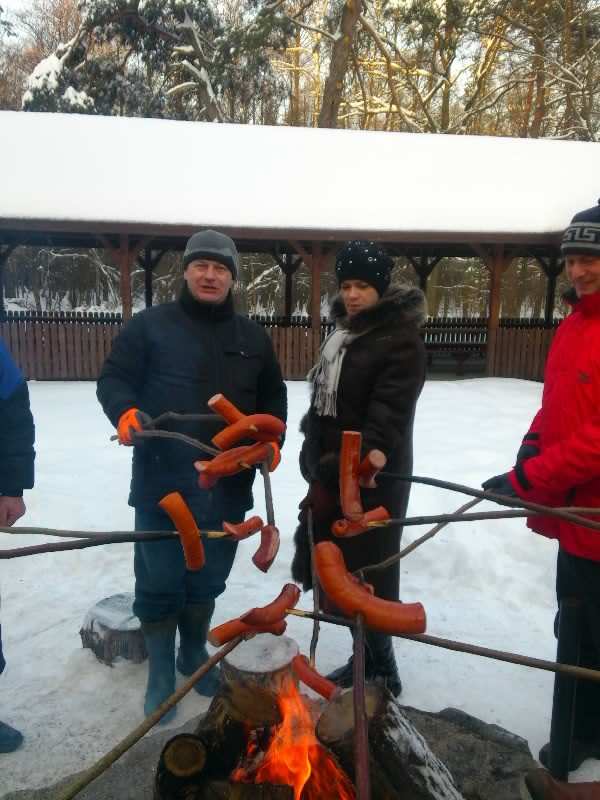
0, 310, 559, 381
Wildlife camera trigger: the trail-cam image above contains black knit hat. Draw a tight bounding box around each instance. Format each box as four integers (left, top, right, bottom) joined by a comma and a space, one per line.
335, 240, 393, 297
561, 199, 600, 257
183, 230, 239, 278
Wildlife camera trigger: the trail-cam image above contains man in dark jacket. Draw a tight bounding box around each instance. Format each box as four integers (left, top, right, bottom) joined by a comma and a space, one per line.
292, 240, 426, 697
0, 340, 35, 752
483, 200, 600, 770
97, 230, 287, 718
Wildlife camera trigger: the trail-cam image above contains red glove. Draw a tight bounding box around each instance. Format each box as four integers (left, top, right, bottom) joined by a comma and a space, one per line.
117, 408, 145, 445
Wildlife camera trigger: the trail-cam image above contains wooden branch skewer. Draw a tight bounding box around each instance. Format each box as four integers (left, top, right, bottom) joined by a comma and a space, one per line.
260, 461, 276, 528
0, 528, 230, 559
286, 608, 600, 685
307, 506, 320, 668
352, 612, 371, 800
368, 506, 600, 529
382, 473, 600, 532
360, 498, 482, 575
56, 636, 244, 800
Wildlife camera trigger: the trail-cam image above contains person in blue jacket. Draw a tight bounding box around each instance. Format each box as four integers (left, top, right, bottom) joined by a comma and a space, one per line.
0, 339, 35, 753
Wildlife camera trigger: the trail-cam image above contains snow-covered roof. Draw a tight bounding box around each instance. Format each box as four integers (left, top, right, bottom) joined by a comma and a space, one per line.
0, 110, 598, 245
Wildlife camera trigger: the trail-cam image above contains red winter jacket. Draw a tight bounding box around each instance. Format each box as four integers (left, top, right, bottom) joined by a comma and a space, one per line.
508, 292, 600, 562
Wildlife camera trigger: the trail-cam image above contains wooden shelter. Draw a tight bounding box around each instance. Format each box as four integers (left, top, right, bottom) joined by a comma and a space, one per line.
1, 110, 598, 377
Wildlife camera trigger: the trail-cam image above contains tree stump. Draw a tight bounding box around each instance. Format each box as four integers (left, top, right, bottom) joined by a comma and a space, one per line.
79, 592, 146, 666
317, 684, 465, 800
219, 634, 299, 727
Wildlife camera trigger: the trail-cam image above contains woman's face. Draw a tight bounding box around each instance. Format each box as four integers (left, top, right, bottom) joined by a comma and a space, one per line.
340, 279, 379, 317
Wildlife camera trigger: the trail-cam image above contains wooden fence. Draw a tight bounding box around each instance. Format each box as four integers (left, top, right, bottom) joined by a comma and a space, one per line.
0, 310, 558, 381
489, 319, 559, 381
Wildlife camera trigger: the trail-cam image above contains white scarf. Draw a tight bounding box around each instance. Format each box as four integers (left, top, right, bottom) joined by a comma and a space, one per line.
309, 327, 360, 417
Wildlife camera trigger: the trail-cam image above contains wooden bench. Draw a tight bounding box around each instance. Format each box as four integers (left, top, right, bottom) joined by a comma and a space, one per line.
422, 319, 487, 376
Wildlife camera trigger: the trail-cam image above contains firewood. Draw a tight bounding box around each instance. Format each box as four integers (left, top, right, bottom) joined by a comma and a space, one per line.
229, 784, 294, 799
317, 684, 465, 800
194, 695, 250, 779
219, 634, 299, 727
153, 733, 207, 799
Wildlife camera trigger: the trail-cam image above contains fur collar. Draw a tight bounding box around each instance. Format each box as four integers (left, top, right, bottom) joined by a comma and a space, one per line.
330, 285, 426, 334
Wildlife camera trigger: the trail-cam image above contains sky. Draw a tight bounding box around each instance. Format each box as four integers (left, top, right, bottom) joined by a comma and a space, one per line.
2, 377, 600, 797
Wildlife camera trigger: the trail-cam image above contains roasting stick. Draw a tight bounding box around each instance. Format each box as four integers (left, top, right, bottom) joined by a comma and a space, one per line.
286, 607, 600, 685
307, 506, 321, 668
359, 497, 482, 576
56, 636, 244, 800
352, 612, 372, 800
382, 473, 600, 531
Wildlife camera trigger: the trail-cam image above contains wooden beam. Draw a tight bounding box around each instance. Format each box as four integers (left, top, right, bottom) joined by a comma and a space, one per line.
472, 244, 513, 376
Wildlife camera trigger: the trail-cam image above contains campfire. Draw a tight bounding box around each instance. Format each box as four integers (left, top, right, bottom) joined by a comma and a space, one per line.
153, 633, 462, 800
154, 633, 356, 800
232, 675, 355, 800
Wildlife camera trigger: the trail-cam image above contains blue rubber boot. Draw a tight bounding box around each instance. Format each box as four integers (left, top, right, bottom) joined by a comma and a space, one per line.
0, 720, 23, 753
176, 602, 220, 697
141, 618, 177, 723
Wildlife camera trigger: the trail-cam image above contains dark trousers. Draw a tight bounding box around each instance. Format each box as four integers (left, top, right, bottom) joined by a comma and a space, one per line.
0, 625, 5, 675
556, 549, 600, 741
133, 507, 239, 623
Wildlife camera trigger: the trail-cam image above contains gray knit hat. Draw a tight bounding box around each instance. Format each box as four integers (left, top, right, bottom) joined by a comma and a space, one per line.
561, 200, 600, 257
183, 230, 239, 278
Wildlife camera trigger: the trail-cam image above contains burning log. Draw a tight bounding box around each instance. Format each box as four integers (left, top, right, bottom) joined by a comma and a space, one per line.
317, 684, 465, 800
229, 785, 294, 799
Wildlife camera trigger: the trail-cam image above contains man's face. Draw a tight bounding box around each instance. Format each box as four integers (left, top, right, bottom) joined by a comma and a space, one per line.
566, 253, 600, 298
184, 259, 233, 304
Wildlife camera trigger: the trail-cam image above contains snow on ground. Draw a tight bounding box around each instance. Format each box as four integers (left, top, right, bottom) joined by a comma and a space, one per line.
2, 377, 599, 796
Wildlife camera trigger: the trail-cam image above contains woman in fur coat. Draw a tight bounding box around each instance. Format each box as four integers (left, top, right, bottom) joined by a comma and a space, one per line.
291, 240, 426, 696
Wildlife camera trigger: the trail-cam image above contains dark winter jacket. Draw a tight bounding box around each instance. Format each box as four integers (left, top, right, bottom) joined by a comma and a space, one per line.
292, 286, 426, 600
97, 287, 287, 518
0, 340, 35, 496
508, 291, 600, 562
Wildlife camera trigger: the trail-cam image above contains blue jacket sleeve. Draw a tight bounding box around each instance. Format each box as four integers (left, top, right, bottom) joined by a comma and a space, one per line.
0, 341, 35, 495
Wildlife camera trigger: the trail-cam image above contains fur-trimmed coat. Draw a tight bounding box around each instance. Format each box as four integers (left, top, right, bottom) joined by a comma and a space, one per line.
291, 286, 426, 601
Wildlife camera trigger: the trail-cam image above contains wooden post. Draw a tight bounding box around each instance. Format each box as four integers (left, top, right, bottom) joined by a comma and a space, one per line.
100, 236, 149, 321
534, 252, 562, 326
273, 249, 302, 324
473, 244, 512, 376
406, 251, 442, 293
119, 235, 133, 320
0, 244, 16, 317
290, 240, 330, 362
139, 248, 167, 309
311, 242, 322, 355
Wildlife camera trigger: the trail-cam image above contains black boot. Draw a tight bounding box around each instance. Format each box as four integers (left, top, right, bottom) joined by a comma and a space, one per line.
365, 631, 402, 697
141, 617, 177, 722
176, 601, 220, 697
539, 738, 600, 771
326, 658, 356, 689
0, 720, 23, 753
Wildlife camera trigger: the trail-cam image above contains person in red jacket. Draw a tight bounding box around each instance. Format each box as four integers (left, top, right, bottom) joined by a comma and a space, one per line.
483, 199, 600, 770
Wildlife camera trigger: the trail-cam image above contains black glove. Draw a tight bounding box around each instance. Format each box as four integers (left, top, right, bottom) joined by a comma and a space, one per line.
481, 472, 519, 498
516, 441, 540, 467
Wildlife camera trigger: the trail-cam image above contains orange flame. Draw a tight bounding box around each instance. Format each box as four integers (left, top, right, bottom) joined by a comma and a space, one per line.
232, 677, 355, 800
